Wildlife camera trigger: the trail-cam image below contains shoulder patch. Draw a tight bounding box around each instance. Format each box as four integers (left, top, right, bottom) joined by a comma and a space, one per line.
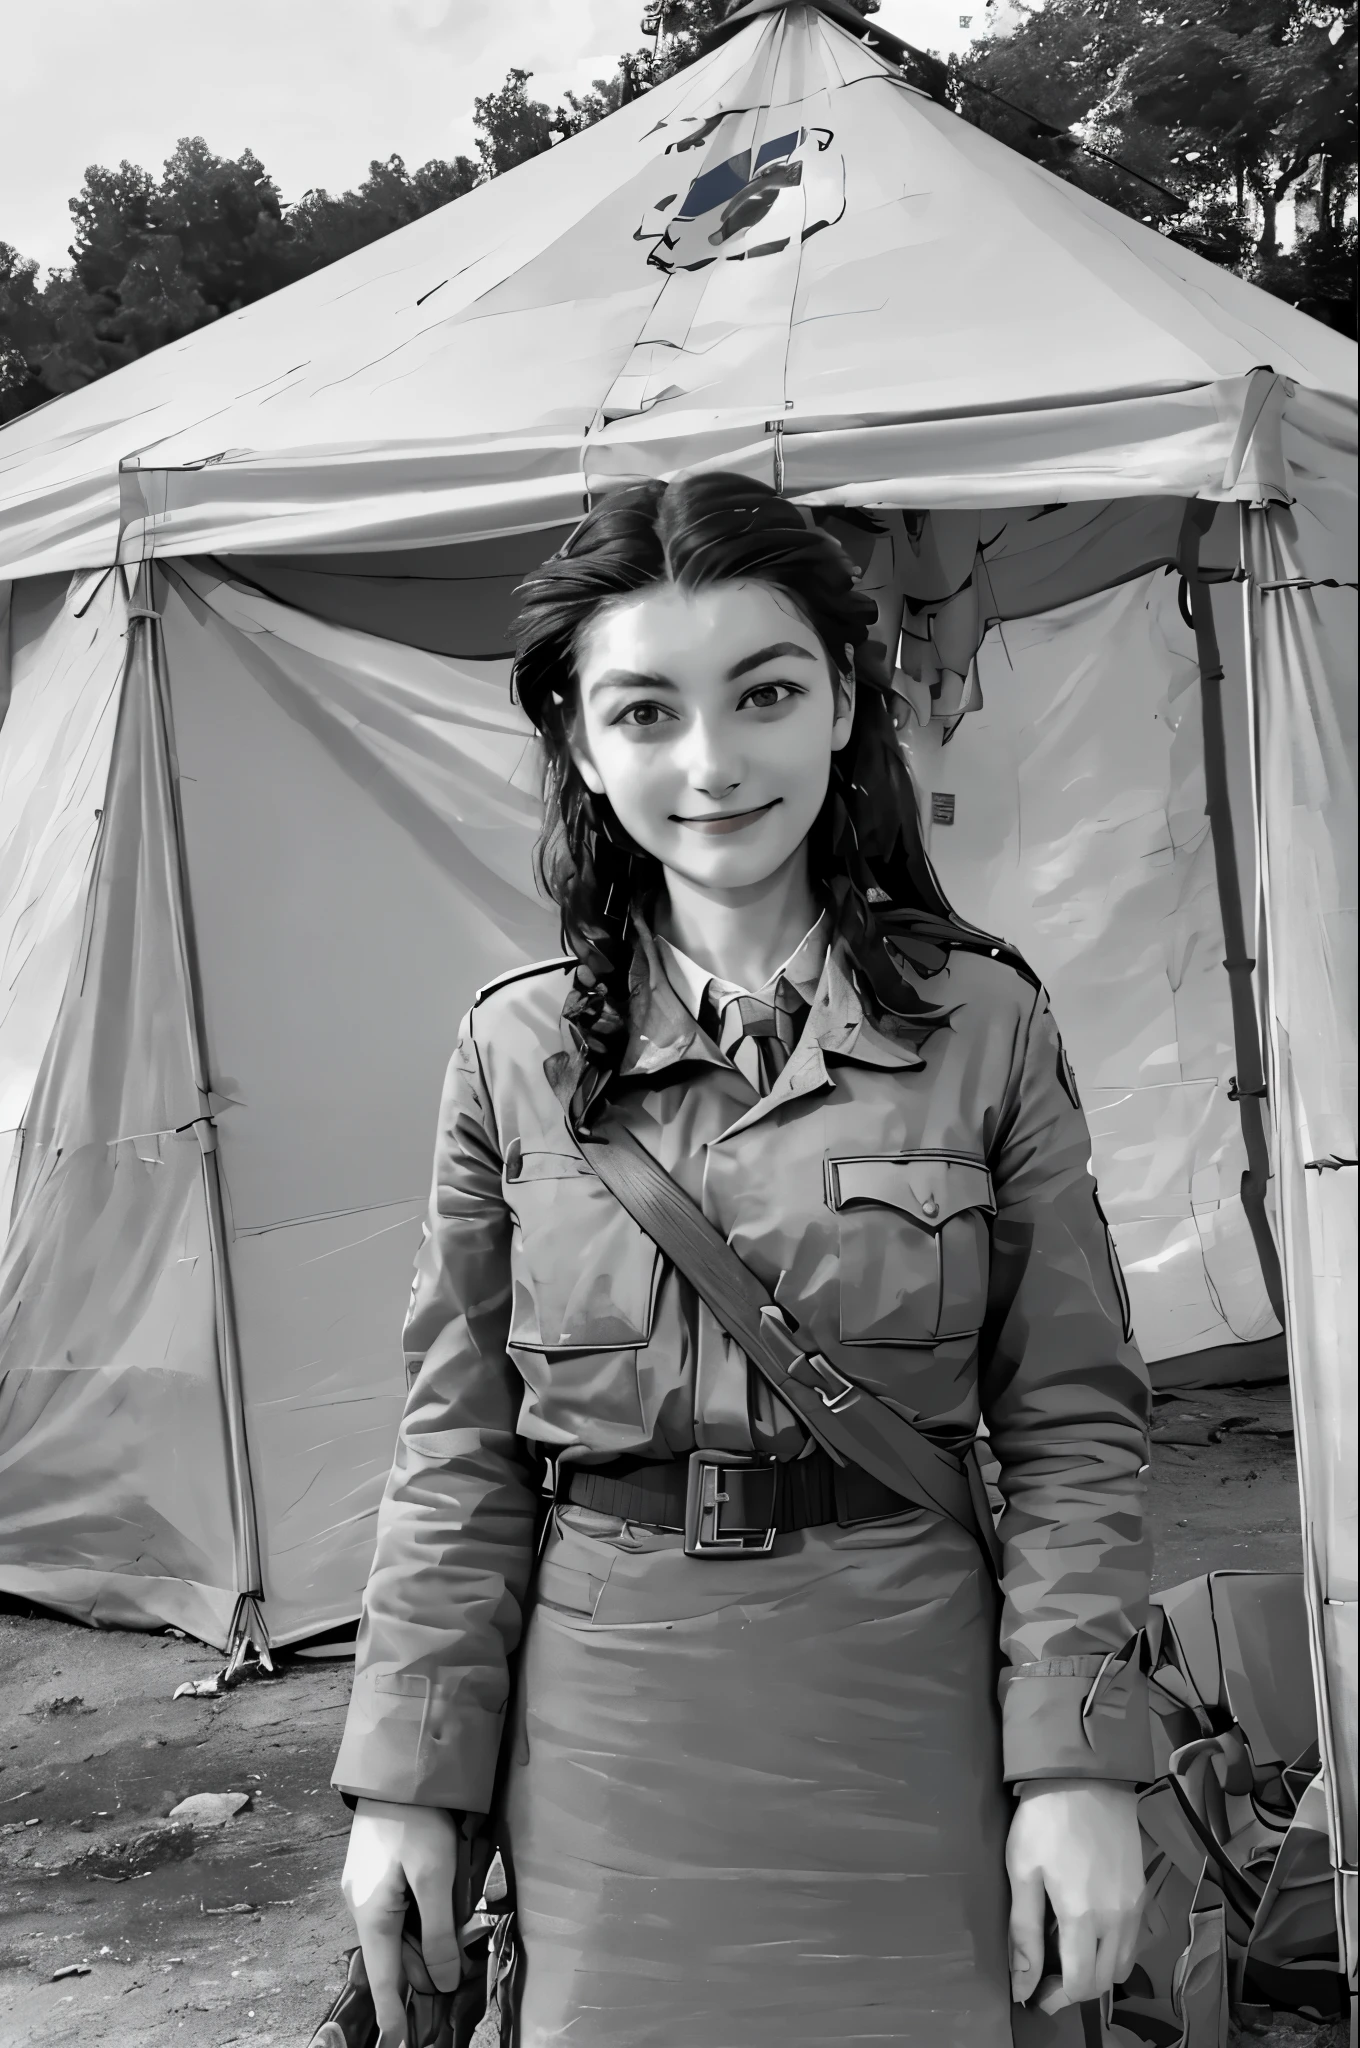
471, 955, 575, 1008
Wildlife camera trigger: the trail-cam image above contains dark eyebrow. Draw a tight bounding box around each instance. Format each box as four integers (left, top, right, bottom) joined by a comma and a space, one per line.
586, 642, 817, 699
586, 669, 678, 700
726, 640, 819, 681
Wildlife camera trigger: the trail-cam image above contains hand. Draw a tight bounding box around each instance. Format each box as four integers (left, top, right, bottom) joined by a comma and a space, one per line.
1006, 1779, 1144, 2013
341, 1798, 461, 2048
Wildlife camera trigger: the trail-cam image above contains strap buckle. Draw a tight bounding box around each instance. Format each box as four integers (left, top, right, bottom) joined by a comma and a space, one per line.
683, 1451, 779, 1558
756, 1303, 859, 1413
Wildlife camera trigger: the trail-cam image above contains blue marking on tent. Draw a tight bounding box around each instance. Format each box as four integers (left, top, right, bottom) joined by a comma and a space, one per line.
677, 152, 752, 220
755, 131, 800, 170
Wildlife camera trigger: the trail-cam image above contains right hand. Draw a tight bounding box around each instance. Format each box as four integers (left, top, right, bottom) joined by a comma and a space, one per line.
341, 1797, 461, 2047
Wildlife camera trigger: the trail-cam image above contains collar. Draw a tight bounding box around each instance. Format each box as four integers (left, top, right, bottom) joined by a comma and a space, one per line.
616, 916, 726, 1081
620, 912, 925, 1087
546, 911, 928, 1126
655, 910, 830, 1022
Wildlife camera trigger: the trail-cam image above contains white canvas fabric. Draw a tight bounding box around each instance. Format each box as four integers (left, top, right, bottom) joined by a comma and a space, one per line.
0, 561, 560, 1643
0, 571, 127, 1209
908, 561, 1277, 1364
0, 8, 1354, 579
1243, 420, 1358, 1957
154, 566, 557, 1641
0, 598, 239, 1644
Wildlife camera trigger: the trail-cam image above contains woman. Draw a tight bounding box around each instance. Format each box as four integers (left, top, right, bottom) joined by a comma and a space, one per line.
334, 474, 1154, 2048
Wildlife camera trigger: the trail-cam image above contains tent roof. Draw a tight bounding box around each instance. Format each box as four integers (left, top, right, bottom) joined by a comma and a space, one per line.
0, 1, 1354, 577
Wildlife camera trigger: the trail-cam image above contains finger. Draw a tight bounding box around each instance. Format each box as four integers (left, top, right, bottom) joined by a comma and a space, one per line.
1098, 1913, 1142, 1992
408, 1845, 462, 1995
1111, 1876, 1153, 1986
352, 1896, 411, 2048
1007, 1865, 1046, 2003
1058, 1910, 1100, 2004
1036, 1975, 1071, 2015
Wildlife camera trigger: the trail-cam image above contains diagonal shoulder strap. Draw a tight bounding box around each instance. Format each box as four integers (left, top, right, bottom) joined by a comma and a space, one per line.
570, 1118, 1000, 1575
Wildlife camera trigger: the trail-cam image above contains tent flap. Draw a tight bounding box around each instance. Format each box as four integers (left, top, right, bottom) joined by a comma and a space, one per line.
906, 558, 1280, 1363
780, 374, 1292, 513
0, 592, 243, 1646
154, 563, 555, 1641
0, 571, 126, 1218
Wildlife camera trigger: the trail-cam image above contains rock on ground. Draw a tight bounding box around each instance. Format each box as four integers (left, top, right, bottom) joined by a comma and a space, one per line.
0, 1623, 353, 2046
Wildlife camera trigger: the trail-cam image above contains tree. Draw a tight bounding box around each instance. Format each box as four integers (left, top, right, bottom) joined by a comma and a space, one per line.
288, 154, 478, 269
474, 69, 556, 178
0, 243, 54, 418
0, 141, 295, 411
555, 54, 651, 139
467, 0, 729, 176
0, 141, 477, 423
645, 0, 732, 81
952, 0, 1358, 334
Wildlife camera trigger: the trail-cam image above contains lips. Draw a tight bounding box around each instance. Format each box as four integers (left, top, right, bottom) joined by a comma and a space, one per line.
672, 800, 779, 835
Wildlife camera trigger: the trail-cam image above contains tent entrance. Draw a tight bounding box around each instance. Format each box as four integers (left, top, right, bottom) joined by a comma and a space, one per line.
0, 492, 1286, 1644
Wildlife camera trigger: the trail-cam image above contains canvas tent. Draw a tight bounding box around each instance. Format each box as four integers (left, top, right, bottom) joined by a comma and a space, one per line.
0, 0, 1354, 1981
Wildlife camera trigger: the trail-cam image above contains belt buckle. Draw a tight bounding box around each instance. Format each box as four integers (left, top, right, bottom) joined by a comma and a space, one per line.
683, 1450, 779, 1558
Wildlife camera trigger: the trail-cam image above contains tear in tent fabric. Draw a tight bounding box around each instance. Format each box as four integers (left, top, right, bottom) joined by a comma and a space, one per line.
0, 0, 1353, 1987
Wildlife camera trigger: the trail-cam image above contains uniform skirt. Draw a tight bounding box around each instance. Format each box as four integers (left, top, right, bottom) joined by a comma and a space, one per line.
502, 1500, 1082, 2048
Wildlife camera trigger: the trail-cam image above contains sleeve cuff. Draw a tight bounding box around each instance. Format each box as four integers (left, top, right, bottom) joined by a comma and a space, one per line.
331, 1665, 507, 1812
999, 1632, 1155, 1784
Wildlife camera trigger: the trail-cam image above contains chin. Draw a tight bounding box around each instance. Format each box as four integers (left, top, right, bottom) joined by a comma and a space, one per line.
663, 843, 802, 892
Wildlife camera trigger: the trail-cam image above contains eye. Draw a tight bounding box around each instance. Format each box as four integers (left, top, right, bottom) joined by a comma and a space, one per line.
612, 700, 676, 728
738, 679, 803, 710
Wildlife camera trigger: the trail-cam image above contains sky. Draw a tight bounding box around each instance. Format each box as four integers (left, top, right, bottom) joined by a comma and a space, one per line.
0, 0, 990, 274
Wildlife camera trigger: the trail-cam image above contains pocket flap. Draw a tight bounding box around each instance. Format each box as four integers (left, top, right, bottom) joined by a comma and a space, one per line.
828, 1153, 995, 1231
505, 1142, 594, 1184
364, 1669, 430, 1722
372, 1670, 429, 1698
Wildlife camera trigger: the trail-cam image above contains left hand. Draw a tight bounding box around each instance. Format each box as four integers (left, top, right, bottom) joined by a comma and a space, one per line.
1006, 1779, 1145, 2012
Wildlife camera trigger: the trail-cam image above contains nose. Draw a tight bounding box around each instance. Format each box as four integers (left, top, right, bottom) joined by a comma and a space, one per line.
681, 716, 741, 801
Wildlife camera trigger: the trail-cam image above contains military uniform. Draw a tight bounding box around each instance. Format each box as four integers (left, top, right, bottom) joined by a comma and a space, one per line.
335, 921, 1154, 2046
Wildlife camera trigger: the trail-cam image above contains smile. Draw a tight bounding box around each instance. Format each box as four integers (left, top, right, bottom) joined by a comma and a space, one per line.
671, 800, 780, 836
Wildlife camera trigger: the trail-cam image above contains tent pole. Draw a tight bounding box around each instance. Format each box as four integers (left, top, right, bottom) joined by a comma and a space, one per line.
1179, 503, 1286, 1329
135, 565, 268, 1652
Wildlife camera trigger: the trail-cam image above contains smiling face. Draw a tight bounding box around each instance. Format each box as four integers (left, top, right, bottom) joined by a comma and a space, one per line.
568, 579, 854, 899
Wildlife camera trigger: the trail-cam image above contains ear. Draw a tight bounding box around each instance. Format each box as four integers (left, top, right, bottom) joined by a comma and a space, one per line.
830, 666, 856, 753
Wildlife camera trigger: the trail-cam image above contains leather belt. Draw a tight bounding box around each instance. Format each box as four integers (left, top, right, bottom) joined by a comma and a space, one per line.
561, 1445, 912, 1556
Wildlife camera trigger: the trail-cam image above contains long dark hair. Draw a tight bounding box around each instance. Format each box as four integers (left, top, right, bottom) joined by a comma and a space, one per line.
511, 472, 988, 1122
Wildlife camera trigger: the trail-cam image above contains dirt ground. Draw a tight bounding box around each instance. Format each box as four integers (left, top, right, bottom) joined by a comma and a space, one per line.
0, 1378, 1344, 2048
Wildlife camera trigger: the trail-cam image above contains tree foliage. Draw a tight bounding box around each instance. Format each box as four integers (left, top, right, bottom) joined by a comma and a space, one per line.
471, 2, 728, 180
0, 143, 477, 422
952, 0, 1357, 333
1, 0, 1353, 427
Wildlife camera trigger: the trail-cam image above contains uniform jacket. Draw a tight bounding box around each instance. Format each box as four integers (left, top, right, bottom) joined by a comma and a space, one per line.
334, 925, 1155, 1814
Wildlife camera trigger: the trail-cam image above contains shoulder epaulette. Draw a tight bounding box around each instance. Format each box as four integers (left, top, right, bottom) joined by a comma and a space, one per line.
471, 955, 575, 1008
880, 911, 1042, 993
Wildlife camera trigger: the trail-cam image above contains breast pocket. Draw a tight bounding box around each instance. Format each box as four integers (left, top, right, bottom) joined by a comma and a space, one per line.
827, 1152, 996, 1346
505, 1147, 662, 1351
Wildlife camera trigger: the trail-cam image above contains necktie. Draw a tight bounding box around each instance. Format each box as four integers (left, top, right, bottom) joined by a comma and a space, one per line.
701, 977, 810, 1093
